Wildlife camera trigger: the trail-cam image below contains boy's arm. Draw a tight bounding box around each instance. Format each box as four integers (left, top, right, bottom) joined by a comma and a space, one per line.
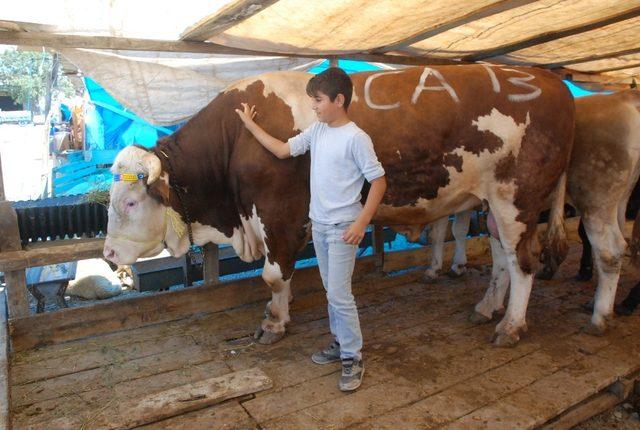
343, 176, 387, 245
235, 103, 291, 159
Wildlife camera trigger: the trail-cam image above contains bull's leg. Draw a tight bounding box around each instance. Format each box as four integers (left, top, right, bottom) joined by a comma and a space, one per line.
450, 211, 471, 277
471, 236, 510, 324
577, 219, 594, 281
254, 260, 292, 344
487, 201, 536, 347
581, 213, 626, 336
423, 216, 448, 283
494, 254, 533, 347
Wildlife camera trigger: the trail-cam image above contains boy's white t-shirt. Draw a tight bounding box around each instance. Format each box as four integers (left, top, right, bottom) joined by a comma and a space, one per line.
288, 121, 385, 225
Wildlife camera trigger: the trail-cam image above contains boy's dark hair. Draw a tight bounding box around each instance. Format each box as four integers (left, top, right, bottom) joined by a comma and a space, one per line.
306, 67, 353, 110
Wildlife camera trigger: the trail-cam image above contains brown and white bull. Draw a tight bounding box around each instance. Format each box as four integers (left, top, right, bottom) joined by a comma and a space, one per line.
429, 90, 640, 335
103, 65, 574, 346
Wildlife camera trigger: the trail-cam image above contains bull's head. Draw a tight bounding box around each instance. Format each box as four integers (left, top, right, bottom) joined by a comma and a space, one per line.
103, 146, 172, 265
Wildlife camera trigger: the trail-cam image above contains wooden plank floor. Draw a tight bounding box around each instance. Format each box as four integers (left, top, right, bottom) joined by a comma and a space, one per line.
9, 238, 640, 429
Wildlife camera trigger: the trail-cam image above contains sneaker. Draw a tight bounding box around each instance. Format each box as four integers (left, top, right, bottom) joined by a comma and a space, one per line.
311, 340, 341, 364
339, 358, 364, 391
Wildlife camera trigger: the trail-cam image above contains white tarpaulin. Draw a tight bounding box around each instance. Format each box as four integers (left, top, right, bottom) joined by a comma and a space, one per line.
59, 48, 321, 125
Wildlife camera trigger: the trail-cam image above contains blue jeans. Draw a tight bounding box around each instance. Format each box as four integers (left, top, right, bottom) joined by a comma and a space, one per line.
312, 221, 363, 361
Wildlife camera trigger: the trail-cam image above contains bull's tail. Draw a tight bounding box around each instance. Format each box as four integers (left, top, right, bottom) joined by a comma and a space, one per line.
538, 172, 569, 280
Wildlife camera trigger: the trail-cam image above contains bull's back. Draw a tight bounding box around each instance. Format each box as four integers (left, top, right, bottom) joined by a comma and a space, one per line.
569, 90, 640, 212
347, 65, 574, 213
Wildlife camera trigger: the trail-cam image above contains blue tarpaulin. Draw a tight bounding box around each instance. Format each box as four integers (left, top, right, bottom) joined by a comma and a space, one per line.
83, 77, 180, 151
308, 59, 382, 74
60, 103, 71, 122
563, 79, 611, 98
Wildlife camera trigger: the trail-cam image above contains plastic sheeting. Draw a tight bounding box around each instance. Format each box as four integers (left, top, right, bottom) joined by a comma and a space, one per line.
82, 76, 174, 150
61, 49, 321, 125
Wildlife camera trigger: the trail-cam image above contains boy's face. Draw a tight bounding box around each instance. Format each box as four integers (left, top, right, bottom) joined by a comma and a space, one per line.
311, 91, 346, 123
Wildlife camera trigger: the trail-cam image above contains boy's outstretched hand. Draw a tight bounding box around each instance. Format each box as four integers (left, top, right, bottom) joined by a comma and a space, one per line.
235, 103, 257, 127
232, 103, 290, 159
343, 220, 366, 245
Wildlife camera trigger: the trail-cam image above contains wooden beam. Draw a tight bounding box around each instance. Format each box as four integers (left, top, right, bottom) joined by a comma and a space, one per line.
203, 243, 220, 285
371, 0, 537, 53
5, 235, 491, 352
583, 61, 640, 74
372, 225, 385, 273
544, 47, 640, 69
180, 0, 279, 42
541, 378, 637, 430
46, 369, 272, 429
6, 252, 384, 351
0, 293, 9, 430
0, 152, 4, 201
466, 6, 640, 61
0, 202, 29, 319
0, 238, 105, 272
0, 19, 57, 33
0, 30, 462, 66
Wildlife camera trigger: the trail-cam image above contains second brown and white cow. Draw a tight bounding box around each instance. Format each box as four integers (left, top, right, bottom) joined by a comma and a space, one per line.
103, 65, 574, 346
429, 90, 640, 335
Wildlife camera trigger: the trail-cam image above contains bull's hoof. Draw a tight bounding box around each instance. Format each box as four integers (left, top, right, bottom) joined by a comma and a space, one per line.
582, 322, 606, 336
420, 272, 439, 284
254, 327, 285, 345
253, 325, 264, 340
469, 311, 492, 325
448, 266, 467, 278
491, 331, 520, 348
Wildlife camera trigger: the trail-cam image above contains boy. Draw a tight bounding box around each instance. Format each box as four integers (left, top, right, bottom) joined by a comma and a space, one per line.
235, 67, 387, 391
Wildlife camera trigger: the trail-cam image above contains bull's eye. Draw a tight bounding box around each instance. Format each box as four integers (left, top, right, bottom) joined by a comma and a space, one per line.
125, 200, 137, 209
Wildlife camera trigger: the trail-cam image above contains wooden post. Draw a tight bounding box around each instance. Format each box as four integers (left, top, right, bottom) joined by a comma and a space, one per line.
0, 151, 5, 201
0, 201, 29, 318
0, 292, 8, 428
0, 151, 30, 318
372, 225, 385, 273
203, 243, 220, 285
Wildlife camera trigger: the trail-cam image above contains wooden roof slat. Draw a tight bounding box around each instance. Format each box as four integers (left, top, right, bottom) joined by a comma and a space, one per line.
544, 46, 640, 69
0, 30, 463, 66
465, 5, 640, 61
180, 0, 279, 42
586, 62, 640, 74
371, 0, 536, 54
0, 20, 57, 32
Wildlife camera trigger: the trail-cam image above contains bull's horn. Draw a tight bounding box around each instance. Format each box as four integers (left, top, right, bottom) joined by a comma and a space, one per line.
142, 152, 162, 184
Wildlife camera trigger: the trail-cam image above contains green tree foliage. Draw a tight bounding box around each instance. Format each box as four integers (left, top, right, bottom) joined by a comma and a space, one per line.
0, 48, 74, 110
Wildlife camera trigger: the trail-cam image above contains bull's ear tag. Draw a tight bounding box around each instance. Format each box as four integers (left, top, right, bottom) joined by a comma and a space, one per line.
188, 245, 204, 265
